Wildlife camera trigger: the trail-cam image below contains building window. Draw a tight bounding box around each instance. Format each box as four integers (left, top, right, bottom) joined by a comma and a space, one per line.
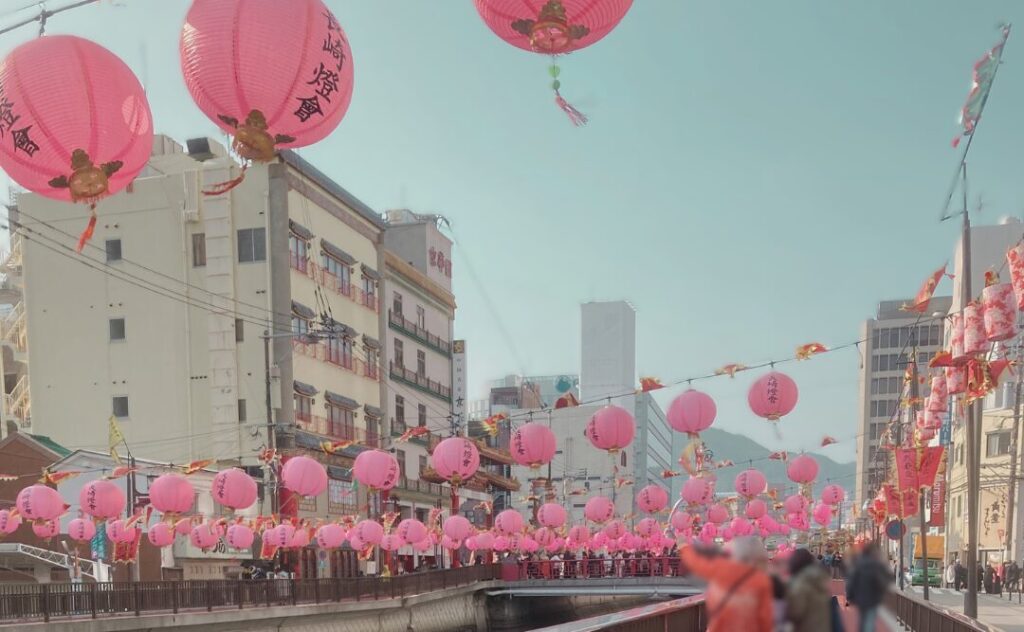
191, 233, 206, 267
418, 404, 426, 427
321, 253, 351, 294
109, 318, 126, 341
238, 399, 246, 423
294, 394, 312, 423
363, 276, 376, 303
394, 339, 404, 367
395, 395, 405, 425
986, 430, 1012, 457
416, 305, 425, 329
416, 350, 426, 376
396, 449, 406, 480
292, 315, 310, 336
112, 396, 129, 418
298, 496, 317, 512
105, 239, 122, 262
620, 452, 627, 467
393, 292, 403, 316
235, 319, 244, 342
237, 227, 266, 263
327, 403, 355, 439
326, 336, 353, 369
419, 455, 427, 476
365, 347, 379, 379
289, 233, 309, 272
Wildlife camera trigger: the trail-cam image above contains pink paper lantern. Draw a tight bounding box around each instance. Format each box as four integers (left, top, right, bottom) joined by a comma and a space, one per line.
745, 499, 767, 520
534, 527, 555, 546
440, 534, 461, 550
347, 533, 365, 551
681, 477, 712, 506
281, 455, 329, 497
0, 35, 153, 240
474, 0, 633, 54
475, 531, 495, 549
538, 503, 567, 528
667, 389, 717, 435
354, 520, 384, 546
983, 282, 1017, 342
706, 504, 730, 524
226, 524, 254, 550
783, 494, 809, 515
927, 375, 949, 413
637, 484, 669, 513
0, 509, 21, 534
149, 474, 195, 515
270, 524, 296, 548
511, 423, 557, 468
352, 449, 401, 491
734, 469, 767, 499
211, 468, 257, 510
493, 535, 510, 552
700, 522, 718, 540
591, 531, 608, 549
584, 496, 615, 524
585, 405, 636, 452
748, 371, 799, 421
547, 538, 565, 554
603, 519, 626, 539
671, 511, 691, 531
963, 301, 988, 356
729, 517, 752, 536
397, 519, 428, 544
465, 536, 479, 552
315, 524, 347, 549
79, 480, 126, 520
495, 509, 524, 536
813, 503, 833, 527
821, 484, 845, 506
289, 527, 310, 549
568, 525, 590, 544
431, 437, 480, 486
1006, 243, 1024, 310
16, 485, 65, 521
33, 519, 59, 539
180, 0, 354, 164
412, 538, 432, 553
787, 512, 809, 531
147, 522, 175, 547
787, 454, 819, 484
174, 518, 193, 537
916, 411, 942, 430
636, 517, 659, 538
443, 515, 472, 542
946, 366, 966, 395
190, 523, 220, 549
68, 517, 96, 542
950, 314, 967, 365
380, 534, 405, 552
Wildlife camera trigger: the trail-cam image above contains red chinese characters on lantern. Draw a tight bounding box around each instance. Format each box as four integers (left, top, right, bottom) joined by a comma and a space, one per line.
982, 280, 1017, 342
1007, 243, 1024, 310
963, 301, 988, 356
748, 371, 798, 421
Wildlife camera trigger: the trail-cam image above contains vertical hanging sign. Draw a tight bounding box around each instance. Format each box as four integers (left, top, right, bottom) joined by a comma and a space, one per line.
452, 340, 467, 432
940, 411, 952, 446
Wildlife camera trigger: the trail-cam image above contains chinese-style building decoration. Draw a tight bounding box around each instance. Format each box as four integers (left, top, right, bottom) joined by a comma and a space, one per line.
473, 0, 633, 125
0, 35, 153, 250
429, 247, 453, 278
180, 0, 354, 191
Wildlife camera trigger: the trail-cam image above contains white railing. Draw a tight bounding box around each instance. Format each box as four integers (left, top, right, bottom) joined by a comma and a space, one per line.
0, 543, 106, 580
7, 374, 30, 425
0, 301, 25, 352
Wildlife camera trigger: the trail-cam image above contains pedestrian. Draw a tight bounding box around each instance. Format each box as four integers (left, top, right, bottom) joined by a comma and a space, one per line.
945, 559, 956, 589
846, 542, 892, 632
985, 563, 994, 594
679, 537, 774, 632
786, 548, 832, 632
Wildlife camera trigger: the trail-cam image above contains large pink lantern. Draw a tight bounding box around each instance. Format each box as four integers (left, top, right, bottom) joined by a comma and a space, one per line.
1006, 243, 1024, 310
443, 515, 472, 542
269, 523, 295, 548
226, 524, 255, 550
744, 499, 767, 520
963, 301, 988, 356
707, 504, 730, 524
783, 494, 809, 515
511, 423, 557, 468
927, 376, 949, 413
190, 523, 219, 550
747, 371, 799, 421
397, 519, 428, 544
79, 480, 126, 520
950, 314, 967, 364
946, 366, 966, 395
534, 527, 555, 547
33, 520, 59, 539
813, 503, 833, 527
916, 411, 942, 430
666, 390, 717, 436
584, 496, 615, 524
0, 509, 21, 534
568, 525, 590, 544
353, 449, 400, 491
316, 524, 347, 549
431, 437, 480, 486
681, 477, 711, 506
538, 503, 567, 528
281, 455, 329, 497
212, 468, 257, 510
637, 484, 669, 513
476, 531, 495, 549
734, 469, 767, 499
68, 518, 96, 542
180, 0, 354, 167
671, 511, 691, 531
149, 474, 195, 515
636, 517, 659, 538
983, 282, 1018, 342
603, 520, 626, 539
493, 535, 510, 552
495, 509, 524, 536
821, 485, 845, 506
585, 405, 636, 453
0, 35, 153, 249
380, 534, 405, 552
354, 519, 383, 546
16, 485, 65, 521
786, 454, 819, 485
147, 522, 175, 548
440, 535, 461, 550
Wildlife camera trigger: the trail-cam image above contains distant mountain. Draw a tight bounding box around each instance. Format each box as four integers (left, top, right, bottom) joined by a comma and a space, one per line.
699, 427, 855, 499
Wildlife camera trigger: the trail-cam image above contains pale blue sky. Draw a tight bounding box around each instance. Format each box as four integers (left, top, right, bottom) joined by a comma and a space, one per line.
4, 1, 1024, 462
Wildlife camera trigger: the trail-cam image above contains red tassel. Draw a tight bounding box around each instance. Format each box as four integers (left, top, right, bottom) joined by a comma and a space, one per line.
555, 91, 588, 127
202, 164, 248, 196
76, 207, 97, 253
951, 136, 962, 148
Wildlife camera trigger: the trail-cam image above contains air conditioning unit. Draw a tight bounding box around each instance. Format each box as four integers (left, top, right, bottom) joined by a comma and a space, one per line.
182, 172, 201, 223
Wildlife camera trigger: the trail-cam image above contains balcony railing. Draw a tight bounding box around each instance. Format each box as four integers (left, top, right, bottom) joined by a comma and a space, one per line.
291, 339, 379, 382
389, 363, 451, 402
293, 262, 378, 313
388, 310, 451, 356
296, 415, 381, 448
395, 475, 445, 497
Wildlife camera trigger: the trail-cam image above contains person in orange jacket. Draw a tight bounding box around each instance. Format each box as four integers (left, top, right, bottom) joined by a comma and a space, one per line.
679, 537, 775, 632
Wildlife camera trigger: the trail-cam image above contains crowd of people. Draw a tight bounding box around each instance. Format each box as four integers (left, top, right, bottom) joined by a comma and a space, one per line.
680, 538, 892, 632
944, 557, 1022, 594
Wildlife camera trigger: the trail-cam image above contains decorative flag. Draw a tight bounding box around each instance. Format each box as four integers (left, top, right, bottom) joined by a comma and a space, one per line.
661, 469, 680, 479
320, 440, 353, 455
113, 527, 141, 564
105, 466, 138, 480
929, 351, 953, 368
638, 377, 664, 392
396, 426, 429, 442
768, 451, 788, 462
40, 469, 82, 485
902, 264, 947, 313
182, 459, 215, 475
569, 488, 588, 496
952, 25, 1011, 148
481, 412, 507, 437
714, 459, 735, 469
615, 478, 633, 489
554, 392, 580, 409
795, 343, 828, 360
108, 416, 125, 465
820, 436, 838, 447
714, 364, 747, 378
258, 448, 278, 464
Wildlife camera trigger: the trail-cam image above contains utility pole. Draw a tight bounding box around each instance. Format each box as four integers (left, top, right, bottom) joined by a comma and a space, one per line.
909, 352, 929, 600
1004, 339, 1024, 562
895, 378, 906, 592
263, 330, 278, 515
961, 166, 981, 619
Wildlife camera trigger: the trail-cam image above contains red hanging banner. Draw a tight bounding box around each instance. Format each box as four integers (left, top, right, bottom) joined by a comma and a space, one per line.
928, 480, 946, 527
917, 447, 946, 489
894, 448, 919, 490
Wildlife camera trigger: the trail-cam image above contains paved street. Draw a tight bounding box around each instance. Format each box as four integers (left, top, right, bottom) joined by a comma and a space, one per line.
902, 586, 1024, 632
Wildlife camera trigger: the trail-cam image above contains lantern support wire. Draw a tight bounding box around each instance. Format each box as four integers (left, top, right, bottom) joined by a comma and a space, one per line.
0, 0, 100, 38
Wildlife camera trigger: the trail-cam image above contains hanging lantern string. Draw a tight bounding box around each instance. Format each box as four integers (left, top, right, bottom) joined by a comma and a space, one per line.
0, 0, 100, 38
549, 60, 587, 127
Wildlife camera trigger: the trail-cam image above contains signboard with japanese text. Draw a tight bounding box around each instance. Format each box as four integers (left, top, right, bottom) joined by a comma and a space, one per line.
452, 340, 467, 431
